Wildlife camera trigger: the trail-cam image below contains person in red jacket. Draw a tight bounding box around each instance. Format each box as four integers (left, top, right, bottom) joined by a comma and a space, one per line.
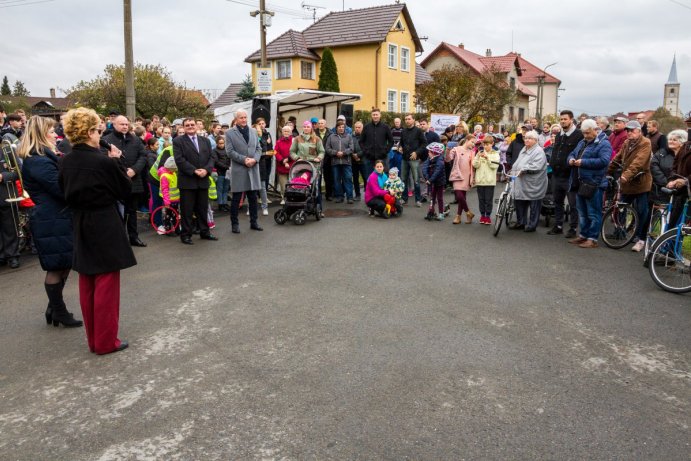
608, 116, 628, 160
274, 125, 295, 205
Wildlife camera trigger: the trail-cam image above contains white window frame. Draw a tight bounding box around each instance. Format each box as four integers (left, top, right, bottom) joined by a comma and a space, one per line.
387, 43, 398, 69
300, 60, 315, 80
387, 89, 398, 112
400, 91, 410, 113
400, 47, 410, 72
275, 60, 292, 80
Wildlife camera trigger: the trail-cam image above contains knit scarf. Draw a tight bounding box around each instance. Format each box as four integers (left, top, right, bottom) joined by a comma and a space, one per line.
237, 124, 250, 143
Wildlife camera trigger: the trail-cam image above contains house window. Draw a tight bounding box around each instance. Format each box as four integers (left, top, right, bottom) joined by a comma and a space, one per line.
670, 88, 675, 94
509, 77, 516, 89
388, 44, 398, 69
300, 61, 314, 80
276, 60, 291, 79
518, 108, 525, 121
387, 90, 397, 112
400, 47, 410, 72
508, 106, 515, 121
400, 91, 409, 113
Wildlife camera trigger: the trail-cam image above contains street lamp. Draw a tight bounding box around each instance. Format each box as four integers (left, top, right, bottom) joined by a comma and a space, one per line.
536, 62, 557, 121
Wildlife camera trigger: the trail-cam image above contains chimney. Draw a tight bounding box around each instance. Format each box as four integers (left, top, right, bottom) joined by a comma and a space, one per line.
486, 48, 492, 57
49, 88, 56, 98
458, 43, 464, 49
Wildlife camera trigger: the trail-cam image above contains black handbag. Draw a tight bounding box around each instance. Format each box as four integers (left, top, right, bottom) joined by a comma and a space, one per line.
577, 181, 598, 198
575, 143, 598, 199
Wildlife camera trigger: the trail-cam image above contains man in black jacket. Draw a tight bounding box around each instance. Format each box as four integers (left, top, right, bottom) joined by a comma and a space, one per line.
399, 114, 427, 205
359, 108, 393, 177
173, 117, 217, 244
102, 116, 148, 247
547, 110, 583, 238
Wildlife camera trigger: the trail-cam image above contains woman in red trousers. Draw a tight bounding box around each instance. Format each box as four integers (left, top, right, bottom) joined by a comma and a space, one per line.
58, 108, 137, 355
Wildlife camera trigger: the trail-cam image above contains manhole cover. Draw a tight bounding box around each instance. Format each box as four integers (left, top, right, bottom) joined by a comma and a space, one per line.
323, 209, 368, 218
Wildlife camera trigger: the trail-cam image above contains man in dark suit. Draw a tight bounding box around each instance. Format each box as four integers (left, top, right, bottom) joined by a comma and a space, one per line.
173, 117, 217, 244
102, 115, 148, 247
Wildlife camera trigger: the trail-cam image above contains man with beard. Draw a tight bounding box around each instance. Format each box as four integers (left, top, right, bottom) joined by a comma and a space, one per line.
547, 110, 583, 238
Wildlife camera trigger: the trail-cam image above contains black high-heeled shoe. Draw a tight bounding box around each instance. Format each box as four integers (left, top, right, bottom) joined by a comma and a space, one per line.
52, 310, 83, 328
45, 305, 52, 325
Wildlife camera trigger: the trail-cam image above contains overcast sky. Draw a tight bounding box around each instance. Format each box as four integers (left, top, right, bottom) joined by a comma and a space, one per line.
3, 0, 690, 117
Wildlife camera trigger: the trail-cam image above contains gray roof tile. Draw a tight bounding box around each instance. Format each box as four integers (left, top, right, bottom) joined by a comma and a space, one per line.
246, 29, 320, 63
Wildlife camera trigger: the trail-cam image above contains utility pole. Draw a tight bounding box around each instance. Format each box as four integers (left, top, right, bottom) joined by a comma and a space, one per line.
123, 0, 136, 120
250, 0, 274, 68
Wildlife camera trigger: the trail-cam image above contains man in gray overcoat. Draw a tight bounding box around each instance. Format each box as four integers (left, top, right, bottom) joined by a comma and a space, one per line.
226, 109, 263, 233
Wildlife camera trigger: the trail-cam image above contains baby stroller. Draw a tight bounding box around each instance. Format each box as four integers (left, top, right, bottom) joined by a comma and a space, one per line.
274, 160, 322, 225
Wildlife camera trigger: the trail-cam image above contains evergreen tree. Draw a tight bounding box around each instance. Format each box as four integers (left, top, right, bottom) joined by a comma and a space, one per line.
1, 76, 11, 95
236, 74, 255, 102
318, 48, 340, 92
12, 80, 30, 97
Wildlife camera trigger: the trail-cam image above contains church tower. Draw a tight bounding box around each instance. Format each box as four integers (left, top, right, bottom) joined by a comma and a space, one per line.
664, 55, 681, 117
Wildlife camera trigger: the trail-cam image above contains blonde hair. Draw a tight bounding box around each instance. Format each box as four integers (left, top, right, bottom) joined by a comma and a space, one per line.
64, 107, 100, 145
16, 116, 56, 159
456, 121, 469, 134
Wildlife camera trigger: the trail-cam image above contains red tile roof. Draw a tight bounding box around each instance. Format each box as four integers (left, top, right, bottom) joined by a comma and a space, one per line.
420, 42, 535, 96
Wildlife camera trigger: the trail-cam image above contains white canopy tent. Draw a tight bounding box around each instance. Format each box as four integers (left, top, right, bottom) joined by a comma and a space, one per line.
213, 89, 361, 135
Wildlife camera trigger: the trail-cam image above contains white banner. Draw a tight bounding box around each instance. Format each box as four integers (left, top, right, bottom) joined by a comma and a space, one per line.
430, 113, 460, 133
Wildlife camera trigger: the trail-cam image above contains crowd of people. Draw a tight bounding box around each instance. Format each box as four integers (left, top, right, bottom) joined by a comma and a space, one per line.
1, 103, 690, 355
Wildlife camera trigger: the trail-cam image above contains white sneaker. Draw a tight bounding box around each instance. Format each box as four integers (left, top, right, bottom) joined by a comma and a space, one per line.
246, 208, 250, 216
266, 198, 273, 204
415, 201, 421, 207
631, 240, 645, 252
156, 225, 166, 235
262, 209, 268, 216
280, 199, 285, 205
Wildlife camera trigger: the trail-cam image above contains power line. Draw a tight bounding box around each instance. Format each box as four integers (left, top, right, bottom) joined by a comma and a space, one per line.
0, 0, 55, 8
226, 0, 311, 19
667, 0, 691, 10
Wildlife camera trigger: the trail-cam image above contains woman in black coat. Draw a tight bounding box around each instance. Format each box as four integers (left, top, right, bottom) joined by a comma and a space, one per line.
18, 116, 82, 327
59, 108, 137, 355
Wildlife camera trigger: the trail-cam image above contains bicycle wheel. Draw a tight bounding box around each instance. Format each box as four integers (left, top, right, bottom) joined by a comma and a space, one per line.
600, 204, 638, 249
151, 206, 180, 234
643, 208, 664, 267
648, 228, 691, 293
493, 194, 507, 237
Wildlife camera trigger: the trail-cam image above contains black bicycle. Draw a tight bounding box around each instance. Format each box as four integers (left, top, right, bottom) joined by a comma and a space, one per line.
493, 166, 516, 237
600, 175, 639, 249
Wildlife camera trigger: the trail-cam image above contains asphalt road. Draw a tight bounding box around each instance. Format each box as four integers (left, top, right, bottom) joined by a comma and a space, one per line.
1, 187, 689, 460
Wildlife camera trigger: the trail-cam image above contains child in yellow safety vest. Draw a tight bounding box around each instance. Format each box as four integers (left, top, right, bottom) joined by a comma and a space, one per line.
158, 157, 180, 235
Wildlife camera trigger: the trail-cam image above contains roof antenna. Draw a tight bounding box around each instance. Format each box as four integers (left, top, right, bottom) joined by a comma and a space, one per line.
511, 30, 514, 52
301, 2, 325, 23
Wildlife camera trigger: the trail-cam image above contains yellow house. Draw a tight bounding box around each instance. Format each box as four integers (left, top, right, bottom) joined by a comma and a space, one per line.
244, 3, 423, 112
